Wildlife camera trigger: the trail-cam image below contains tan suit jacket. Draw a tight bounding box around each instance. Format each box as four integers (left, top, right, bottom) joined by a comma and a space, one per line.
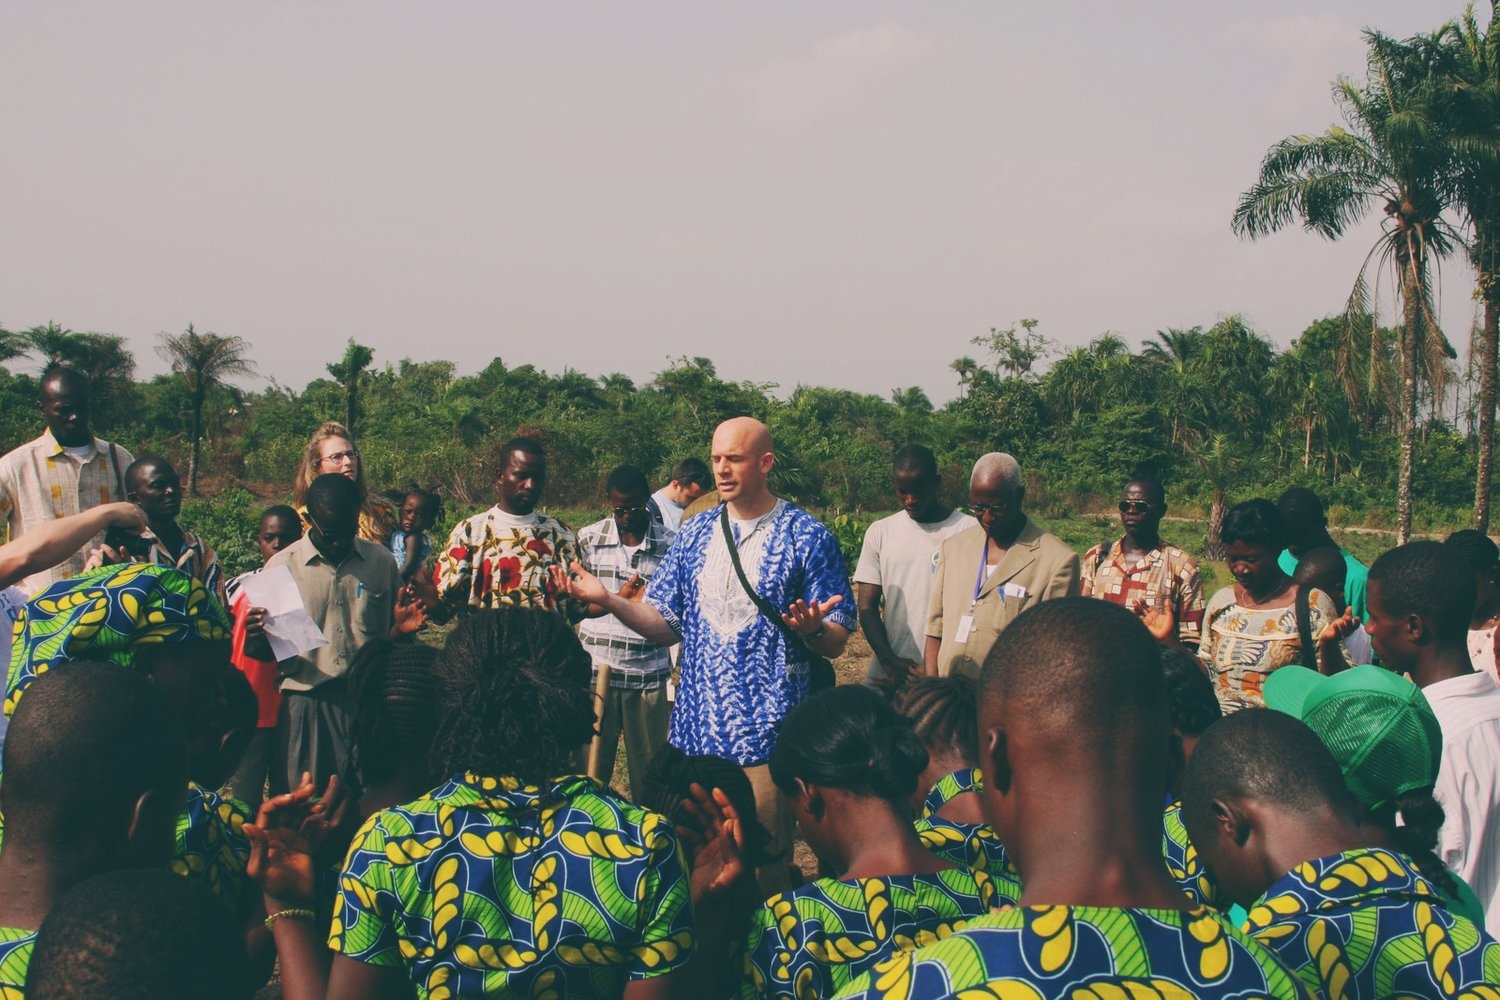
925, 518, 1081, 678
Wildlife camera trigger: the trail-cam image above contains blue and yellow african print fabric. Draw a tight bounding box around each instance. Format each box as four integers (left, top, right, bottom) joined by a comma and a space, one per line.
913, 768, 1022, 900
332, 773, 694, 999
743, 867, 995, 1000
1162, 799, 1225, 910
1246, 847, 1500, 998
831, 904, 1313, 999
2, 563, 229, 720
0, 926, 34, 999
174, 782, 252, 911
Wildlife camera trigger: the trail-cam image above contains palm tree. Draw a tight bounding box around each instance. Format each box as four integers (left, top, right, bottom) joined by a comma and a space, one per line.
0, 325, 28, 366
156, 325, 257, 495
1427, 5, 1500, 529
1233, 31, 1463, 544
326, 340, 374, 438
949, 356, 979, 399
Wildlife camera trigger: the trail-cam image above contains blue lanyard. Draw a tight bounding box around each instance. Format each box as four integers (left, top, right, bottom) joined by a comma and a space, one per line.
973, 537, 991, 606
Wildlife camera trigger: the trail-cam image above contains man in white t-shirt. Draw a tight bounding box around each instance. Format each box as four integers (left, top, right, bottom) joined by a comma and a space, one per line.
647, 457, 710, 534
1364, 541, 1500, 937
0, 367, 134, 595
853, 446, 975, 693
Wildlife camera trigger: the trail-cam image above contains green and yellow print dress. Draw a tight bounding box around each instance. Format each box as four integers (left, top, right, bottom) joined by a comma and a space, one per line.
332, 773, 693, 999
742, 867, 996, 1000
0, 927, 34, 999
174, 782, 253, 910
1244, 846, 1500, 998
831, 904, 1314, 1000
913, 769, 1022, 899
1161, 799, 1225, 910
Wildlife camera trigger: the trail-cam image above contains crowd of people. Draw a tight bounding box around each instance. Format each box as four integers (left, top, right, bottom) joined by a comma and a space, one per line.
0, 365, 1497, 997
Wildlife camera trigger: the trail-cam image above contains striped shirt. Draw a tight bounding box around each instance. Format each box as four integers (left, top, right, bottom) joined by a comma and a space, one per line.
0, 431, 133, 596
576, 514, 674, 689
1424, 670, 1500, 939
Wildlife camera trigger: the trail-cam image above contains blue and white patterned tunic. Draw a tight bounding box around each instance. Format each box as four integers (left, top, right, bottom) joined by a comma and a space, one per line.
647, 500, 856, 766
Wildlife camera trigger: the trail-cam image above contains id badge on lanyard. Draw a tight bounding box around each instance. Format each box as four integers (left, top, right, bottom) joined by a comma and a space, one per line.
956, 538, 993, 645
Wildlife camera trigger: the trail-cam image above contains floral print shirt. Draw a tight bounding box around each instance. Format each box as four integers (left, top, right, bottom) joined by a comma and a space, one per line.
434, 508, 580, 618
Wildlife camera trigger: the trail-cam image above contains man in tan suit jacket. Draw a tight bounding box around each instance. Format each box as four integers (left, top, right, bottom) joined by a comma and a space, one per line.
924, 453, 1080, 678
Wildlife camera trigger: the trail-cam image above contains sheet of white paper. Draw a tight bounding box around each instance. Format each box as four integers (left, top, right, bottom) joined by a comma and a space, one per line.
239, 565, 306, 616
239, 565, 329, 660
264, 609, 329, 662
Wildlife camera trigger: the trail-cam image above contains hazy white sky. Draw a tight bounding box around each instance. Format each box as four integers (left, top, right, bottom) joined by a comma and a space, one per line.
1, 1, 1480, 404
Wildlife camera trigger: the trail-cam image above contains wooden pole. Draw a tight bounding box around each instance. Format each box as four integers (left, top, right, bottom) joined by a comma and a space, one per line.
586, 664, 612, 782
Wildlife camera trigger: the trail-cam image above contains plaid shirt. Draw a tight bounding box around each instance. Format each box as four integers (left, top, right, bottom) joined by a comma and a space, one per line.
0, 431, 133, 595
577, 515, 674, 689
1080, 537, 1204, 647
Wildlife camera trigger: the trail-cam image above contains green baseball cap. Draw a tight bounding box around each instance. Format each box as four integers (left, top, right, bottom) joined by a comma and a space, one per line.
1263, 665, 1442, 813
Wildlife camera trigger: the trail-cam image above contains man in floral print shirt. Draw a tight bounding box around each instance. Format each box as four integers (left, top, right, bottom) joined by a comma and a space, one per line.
434, 437, 582, 620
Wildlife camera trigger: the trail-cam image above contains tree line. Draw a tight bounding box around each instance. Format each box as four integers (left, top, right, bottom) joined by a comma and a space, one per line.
0, 5, 1494, 567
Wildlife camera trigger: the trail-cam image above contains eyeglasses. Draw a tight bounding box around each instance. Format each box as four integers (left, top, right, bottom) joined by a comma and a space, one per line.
965, 498, 1016, 517
1119, 500, 1154, 514
319, 449, 359, 466
613, 506, 649, 517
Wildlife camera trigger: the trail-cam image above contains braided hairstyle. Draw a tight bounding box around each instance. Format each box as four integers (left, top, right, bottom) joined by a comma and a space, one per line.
770, 685, 928, 805
891, 676, 979, 766
429, 609, 595, 783
348, 639, 441, 789
1388, 789, 1461, 899
639, 745, 774, 866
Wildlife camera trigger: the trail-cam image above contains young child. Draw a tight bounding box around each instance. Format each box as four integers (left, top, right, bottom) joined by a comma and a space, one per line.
892, 676, 1022, 892
258, 609, 694, 999
225, 504, 304, 810
0, 662, 190, 995
1182, 707, 1500, 997
837, 599, 1307, 999
743, 685, 998, 999
388, 488, 439, 584
27, 868, 250, 1000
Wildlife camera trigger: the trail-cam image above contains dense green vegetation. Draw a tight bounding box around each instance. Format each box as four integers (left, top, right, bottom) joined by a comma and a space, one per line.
0, 7, 1495, 579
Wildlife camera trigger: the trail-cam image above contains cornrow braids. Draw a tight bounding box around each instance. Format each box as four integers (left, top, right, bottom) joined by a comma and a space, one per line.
891, 676, 979, 765
347, 639, 441, 788
429, 610, 595, 783
639, 746, 774, 867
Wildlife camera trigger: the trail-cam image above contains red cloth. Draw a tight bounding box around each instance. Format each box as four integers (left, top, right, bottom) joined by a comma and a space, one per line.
230, 589, 281, 728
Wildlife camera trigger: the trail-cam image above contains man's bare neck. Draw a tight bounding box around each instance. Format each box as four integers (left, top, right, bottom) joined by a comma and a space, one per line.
727, 492, 777, 520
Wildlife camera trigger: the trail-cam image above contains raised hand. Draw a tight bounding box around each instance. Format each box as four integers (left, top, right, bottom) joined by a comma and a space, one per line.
1131, 598, 1176, 642
782, 594, 844, 637
551, 560, 610, 606
677, 782, 744, 901
1318, 609, 1361, 643
394, 583, 428, 635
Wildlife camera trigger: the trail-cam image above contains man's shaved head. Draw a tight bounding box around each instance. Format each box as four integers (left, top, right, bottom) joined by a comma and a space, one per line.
713, 416, 772, 454
981, 597, 1167, 757
971, 453, 1021, 492
710, 416, 775, 506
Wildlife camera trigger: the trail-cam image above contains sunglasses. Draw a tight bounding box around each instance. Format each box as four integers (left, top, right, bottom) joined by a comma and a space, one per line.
1119, 500, 1154, 514
613, 505, 649, 517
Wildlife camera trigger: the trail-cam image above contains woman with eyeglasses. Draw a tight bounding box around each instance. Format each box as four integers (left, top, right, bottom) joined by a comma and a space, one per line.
292, 422, 397, 545
1198, 499, 1354, 713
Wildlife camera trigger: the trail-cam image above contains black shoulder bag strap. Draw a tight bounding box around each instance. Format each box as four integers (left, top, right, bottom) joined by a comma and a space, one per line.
1294, 584, 1319, 671
721, 504, 794, 637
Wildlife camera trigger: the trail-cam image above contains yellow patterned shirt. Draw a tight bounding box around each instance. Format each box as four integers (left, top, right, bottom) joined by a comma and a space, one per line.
831, 904, 1313, 999
742, 867, 996, 1000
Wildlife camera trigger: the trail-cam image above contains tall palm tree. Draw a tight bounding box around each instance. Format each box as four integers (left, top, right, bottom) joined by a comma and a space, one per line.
1233, 31, 1463, 544
1428, 5, 1500, 529
156, 325, 257, 495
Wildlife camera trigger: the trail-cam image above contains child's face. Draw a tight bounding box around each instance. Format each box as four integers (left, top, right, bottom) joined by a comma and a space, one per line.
258, 514, 303, 563
401, 495, 436, 534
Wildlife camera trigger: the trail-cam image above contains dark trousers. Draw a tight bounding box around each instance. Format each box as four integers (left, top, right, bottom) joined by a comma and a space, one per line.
270, 682, 361, 798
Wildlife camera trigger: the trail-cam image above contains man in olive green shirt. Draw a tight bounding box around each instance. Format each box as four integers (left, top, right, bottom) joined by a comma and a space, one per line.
258, 474, 424, 796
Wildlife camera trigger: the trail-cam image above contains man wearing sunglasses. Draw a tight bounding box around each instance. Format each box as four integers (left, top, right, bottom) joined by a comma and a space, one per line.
575, 465, 675, 801
924, 453, 1079, 678
259, 474, 426, 797
1081, 478, 1203, 651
